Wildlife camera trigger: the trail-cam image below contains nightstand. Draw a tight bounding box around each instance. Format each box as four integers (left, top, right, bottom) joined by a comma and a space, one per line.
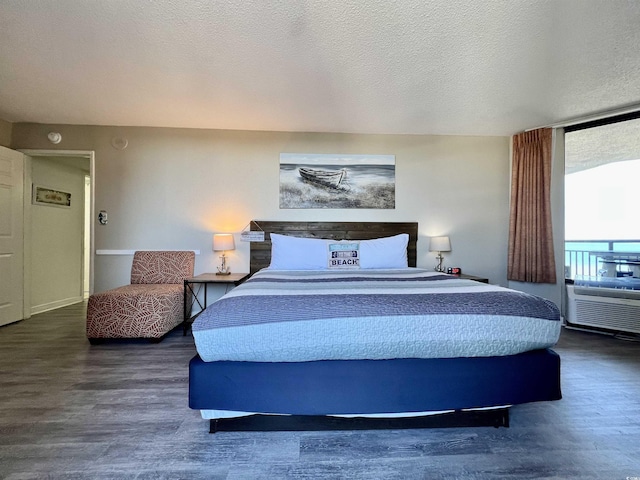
456, 273, 489, 284
183, 273, 250, 335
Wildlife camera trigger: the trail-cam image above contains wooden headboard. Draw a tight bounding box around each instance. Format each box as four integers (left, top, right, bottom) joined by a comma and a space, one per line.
249, 221, 418, 274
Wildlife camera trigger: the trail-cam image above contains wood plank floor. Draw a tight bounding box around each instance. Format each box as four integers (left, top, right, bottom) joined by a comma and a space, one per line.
1, 303, 639, 479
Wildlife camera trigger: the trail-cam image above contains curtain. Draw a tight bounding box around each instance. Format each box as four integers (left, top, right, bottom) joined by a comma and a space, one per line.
507, 128, 556, 283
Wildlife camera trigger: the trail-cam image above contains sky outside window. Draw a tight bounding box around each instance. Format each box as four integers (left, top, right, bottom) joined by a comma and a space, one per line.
565, 118, 640, 242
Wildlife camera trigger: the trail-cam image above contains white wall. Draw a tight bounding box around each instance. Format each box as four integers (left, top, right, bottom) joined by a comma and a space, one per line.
30, 157, 86, 313
12, 124, 512, 301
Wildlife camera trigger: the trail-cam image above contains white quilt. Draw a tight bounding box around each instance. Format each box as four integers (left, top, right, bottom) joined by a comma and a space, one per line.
192, 268, 561, 362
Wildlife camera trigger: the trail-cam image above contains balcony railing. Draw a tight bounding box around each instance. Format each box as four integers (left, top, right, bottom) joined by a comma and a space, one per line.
565, 240, 640, 280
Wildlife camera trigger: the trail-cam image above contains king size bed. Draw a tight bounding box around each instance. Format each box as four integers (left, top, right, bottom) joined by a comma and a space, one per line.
188, 221, 562, 432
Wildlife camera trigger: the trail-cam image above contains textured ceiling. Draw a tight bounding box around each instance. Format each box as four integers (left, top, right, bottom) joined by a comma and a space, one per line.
1, 0, 640, 136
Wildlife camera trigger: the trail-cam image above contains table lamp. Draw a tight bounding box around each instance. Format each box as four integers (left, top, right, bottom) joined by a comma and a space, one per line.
213, 234, 235, 275
429, 236, 451, 272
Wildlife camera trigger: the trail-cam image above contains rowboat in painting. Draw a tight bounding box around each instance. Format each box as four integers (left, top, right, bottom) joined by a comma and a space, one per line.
298, 167, 347, 188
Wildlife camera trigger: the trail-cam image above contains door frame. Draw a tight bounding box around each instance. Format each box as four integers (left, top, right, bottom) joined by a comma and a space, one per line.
19, 149, 95, 316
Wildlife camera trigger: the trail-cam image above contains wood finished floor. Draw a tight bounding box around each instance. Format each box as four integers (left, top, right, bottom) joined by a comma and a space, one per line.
1, 303, 639, 479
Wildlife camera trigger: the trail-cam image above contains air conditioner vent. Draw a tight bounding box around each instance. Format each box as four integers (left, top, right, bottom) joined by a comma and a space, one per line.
567, 285, 640, 334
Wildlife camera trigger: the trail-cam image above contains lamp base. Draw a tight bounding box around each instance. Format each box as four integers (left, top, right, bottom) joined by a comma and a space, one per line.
216, 253, 231, 275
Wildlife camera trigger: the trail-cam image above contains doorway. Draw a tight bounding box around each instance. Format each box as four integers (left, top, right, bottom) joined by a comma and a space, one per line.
21, 150, 94, 315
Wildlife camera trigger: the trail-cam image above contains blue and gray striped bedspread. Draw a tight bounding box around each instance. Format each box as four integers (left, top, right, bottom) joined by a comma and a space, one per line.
192, 268, 561, 362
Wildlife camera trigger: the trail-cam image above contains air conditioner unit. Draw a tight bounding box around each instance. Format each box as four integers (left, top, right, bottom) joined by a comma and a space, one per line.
566, 284, 640, 334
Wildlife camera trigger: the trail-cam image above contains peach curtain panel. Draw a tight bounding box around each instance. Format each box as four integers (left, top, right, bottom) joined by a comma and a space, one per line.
507, 128, 557, 283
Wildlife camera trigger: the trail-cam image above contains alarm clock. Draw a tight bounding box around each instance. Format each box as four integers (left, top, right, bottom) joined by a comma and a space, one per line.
447, 267, 462, 275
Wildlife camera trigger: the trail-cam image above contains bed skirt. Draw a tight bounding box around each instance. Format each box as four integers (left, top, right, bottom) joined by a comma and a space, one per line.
189, 349, 561, 419
207, 408, 511, 432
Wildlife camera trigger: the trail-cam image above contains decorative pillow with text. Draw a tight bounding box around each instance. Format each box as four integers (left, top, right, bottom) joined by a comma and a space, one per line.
327, 242, 360, 269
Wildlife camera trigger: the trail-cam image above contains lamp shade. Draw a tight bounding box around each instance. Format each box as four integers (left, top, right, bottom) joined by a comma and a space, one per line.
429, 236, 451, 252
213, 233, 235, 252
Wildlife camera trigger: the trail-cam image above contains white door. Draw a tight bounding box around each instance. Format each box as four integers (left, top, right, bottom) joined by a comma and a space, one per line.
0, 146, 25, 326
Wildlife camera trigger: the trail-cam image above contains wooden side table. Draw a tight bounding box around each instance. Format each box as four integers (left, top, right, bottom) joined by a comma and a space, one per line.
183, 273, 250, 335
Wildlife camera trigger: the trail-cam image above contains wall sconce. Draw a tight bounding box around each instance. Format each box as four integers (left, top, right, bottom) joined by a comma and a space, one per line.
47, 132, 62, 144
429, 236, 451, 272
213, 234, 235, 275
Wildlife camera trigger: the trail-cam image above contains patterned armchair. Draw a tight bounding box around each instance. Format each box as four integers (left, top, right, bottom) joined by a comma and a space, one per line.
86, 251, 195, 342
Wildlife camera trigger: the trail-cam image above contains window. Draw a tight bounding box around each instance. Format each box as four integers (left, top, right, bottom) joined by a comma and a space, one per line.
564, 114, 640, 280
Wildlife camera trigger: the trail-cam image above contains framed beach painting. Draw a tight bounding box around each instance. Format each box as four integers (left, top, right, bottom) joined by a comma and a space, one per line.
279, 153, 395, 209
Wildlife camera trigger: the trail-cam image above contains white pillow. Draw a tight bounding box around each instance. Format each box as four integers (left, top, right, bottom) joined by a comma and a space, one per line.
267, 232, 409, 270
268, 233, 327, 270
327, 241, 360, 269
359, 233, 409, 269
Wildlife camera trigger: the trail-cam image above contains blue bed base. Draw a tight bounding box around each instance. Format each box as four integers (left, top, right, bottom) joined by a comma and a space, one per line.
189, 348, 561, 430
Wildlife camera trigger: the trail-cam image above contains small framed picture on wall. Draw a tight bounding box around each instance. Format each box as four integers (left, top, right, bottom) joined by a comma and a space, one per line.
32, 185, 71, 208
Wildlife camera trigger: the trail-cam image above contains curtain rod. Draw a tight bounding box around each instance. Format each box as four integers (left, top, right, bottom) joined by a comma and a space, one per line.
525, 102, 640, 131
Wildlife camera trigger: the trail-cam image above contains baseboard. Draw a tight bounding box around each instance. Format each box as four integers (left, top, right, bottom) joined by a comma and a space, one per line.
31, 296, 84, 315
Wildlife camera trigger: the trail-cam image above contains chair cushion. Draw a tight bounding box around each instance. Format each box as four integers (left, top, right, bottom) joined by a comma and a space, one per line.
86, 284, 183, 339
131, 251, 195, 284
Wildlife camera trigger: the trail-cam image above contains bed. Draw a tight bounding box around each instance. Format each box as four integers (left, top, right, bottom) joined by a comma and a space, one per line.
189, 221, 562, 432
